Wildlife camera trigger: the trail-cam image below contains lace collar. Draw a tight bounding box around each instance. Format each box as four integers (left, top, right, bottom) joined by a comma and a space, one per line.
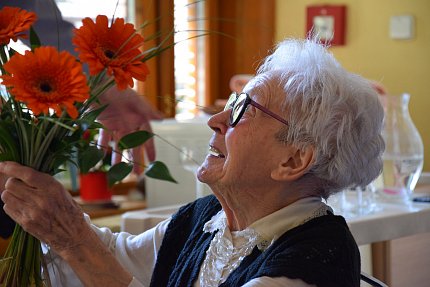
198, 197, 332, 287
203, 197, 332, 251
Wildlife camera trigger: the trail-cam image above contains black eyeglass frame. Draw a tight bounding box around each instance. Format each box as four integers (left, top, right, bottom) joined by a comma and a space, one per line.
225, 92, 289, 127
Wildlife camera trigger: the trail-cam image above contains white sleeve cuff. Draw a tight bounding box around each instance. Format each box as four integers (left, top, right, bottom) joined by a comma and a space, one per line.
128, 277, 146, 287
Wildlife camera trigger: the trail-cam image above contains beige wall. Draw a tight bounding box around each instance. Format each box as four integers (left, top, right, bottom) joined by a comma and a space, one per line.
276, 0, 430, 171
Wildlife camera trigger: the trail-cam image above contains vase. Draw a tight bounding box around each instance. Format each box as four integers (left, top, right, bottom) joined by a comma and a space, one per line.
79, 171, 112, 202
379, 93, 424, 204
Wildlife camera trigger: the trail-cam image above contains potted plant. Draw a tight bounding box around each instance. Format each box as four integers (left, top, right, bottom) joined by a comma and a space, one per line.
76, 128, 162, 202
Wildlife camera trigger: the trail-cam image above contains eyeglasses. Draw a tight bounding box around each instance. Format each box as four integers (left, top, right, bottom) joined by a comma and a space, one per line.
224, 92, 289, 127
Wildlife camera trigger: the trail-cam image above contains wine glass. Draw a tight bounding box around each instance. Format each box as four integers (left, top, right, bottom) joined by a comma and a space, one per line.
179, 146, 208, 199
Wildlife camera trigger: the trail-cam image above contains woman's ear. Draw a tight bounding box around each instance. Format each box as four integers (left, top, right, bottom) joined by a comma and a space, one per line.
271, 145, 315, 182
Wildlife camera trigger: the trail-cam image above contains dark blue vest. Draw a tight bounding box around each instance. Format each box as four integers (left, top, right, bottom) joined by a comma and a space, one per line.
150, 195, 360, 287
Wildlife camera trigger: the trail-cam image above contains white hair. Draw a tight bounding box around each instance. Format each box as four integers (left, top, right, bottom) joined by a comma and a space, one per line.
257, 38, 385, 198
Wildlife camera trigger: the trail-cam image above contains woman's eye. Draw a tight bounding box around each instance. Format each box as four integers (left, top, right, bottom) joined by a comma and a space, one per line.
242, 105, 256, 118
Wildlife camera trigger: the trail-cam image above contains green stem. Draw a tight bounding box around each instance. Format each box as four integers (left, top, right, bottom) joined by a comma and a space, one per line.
31, 118, 48, 167
37, 116, 76, 132
87, 69, 106, 91
82, 79, 115, 113
32, 123, 60, 170
14, 110, 30, 165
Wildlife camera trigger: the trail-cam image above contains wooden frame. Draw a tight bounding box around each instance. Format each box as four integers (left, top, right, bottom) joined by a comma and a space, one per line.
134, 0, 275, 115
135, 0, 175, 117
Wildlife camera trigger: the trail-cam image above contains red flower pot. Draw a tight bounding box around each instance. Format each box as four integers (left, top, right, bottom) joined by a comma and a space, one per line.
79, 171, 112, 202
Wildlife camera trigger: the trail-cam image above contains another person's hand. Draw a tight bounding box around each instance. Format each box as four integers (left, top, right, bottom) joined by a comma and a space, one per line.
370, 81, 387, 96
229, 74, 253, 93
0, 162, 91, 255
97, 86, 163, 174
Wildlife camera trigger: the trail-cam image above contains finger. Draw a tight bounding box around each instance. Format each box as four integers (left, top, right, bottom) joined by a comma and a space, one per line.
4, 178, 38, 203
0, 162, 54, 190
2, 189, 31, 221
2, 201, 23, 223
3, 197, 51, 242
131, 146, 144, 174
138, 94, 164, 120
2, 179, 56, 227
110, 140, 123, 166
98, 128, 113, 151
140, 122, 156, 162
144, 106, 164, 121
144, 138, 156, 162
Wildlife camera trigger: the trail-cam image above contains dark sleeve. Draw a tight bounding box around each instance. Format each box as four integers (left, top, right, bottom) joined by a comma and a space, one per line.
0, 201, 15, 239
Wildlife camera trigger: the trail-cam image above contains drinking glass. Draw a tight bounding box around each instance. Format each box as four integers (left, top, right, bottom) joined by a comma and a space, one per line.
327, 183, 378, 219
179, 146, 208, 199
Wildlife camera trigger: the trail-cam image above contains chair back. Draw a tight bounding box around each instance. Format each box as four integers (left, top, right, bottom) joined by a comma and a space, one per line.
361, 272, 389, 287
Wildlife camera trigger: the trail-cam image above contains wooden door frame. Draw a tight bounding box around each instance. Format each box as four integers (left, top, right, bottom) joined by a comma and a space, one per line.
135, 0, 175, 117
135, 0, 275, 115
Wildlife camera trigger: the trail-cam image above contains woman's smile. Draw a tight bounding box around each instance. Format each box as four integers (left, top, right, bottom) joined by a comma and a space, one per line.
208, 145, 225, 158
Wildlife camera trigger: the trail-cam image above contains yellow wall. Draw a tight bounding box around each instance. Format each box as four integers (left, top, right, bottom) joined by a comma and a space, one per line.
276, 0, 430, 171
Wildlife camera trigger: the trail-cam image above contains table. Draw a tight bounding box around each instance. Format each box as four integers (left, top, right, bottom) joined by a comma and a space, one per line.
121, 194, 430, 246
345, 199, 430, 245
75, 195, 146, 219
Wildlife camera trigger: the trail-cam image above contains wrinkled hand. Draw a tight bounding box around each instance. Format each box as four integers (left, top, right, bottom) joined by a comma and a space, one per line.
97, 86, 163, 174
0, 162, 91, 255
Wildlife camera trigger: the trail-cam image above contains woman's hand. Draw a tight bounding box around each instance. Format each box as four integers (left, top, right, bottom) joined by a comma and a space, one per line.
0, 161, 133, 286
97, 86, 163, 174
0, 161, 90, 255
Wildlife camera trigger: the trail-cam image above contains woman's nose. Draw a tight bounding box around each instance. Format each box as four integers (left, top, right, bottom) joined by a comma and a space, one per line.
207, 109, 230, 135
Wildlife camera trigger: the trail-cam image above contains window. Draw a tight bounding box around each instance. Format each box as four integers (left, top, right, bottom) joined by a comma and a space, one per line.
174, 0, 206, 120
55, 0, 130, 26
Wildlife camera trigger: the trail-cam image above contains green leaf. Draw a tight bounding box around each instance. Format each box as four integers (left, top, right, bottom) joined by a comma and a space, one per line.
80, 105, 107, 127
145, 161, 177, 183
118, 130, 154, 150
88, 122, 104, 130
0, 121, 19, 162
50, 155, 73, 175
107, 162, 133, 186
29, 26, 41, 50
79, 146, 104, 173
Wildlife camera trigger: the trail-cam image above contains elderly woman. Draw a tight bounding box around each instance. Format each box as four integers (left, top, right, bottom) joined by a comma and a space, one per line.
0, 38, 384, 287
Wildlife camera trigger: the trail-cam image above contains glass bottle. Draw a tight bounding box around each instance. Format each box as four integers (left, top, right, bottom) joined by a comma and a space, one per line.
379, 93, 424, 204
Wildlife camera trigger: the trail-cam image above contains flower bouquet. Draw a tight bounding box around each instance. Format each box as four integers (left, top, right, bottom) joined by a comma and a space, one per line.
0, 6, 175, 286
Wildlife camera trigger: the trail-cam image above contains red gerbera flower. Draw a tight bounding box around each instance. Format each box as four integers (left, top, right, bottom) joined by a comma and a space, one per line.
73, 15, 149, 90
0, 6, 37, 45
1, 46, 89, 119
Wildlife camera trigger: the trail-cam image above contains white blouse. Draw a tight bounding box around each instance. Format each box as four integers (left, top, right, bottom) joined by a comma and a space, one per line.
46, 197, 329, 287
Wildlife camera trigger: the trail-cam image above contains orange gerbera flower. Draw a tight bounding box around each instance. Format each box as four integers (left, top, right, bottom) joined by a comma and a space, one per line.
73, 15, 149, 90
1, 46, 89, 119
0, 6, 37, 45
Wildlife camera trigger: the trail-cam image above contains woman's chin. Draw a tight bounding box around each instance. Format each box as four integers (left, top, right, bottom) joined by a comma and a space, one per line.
197, 155, 225, 185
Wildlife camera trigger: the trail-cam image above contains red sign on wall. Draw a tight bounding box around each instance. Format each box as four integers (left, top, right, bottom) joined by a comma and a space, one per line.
306, 5, 347, 46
